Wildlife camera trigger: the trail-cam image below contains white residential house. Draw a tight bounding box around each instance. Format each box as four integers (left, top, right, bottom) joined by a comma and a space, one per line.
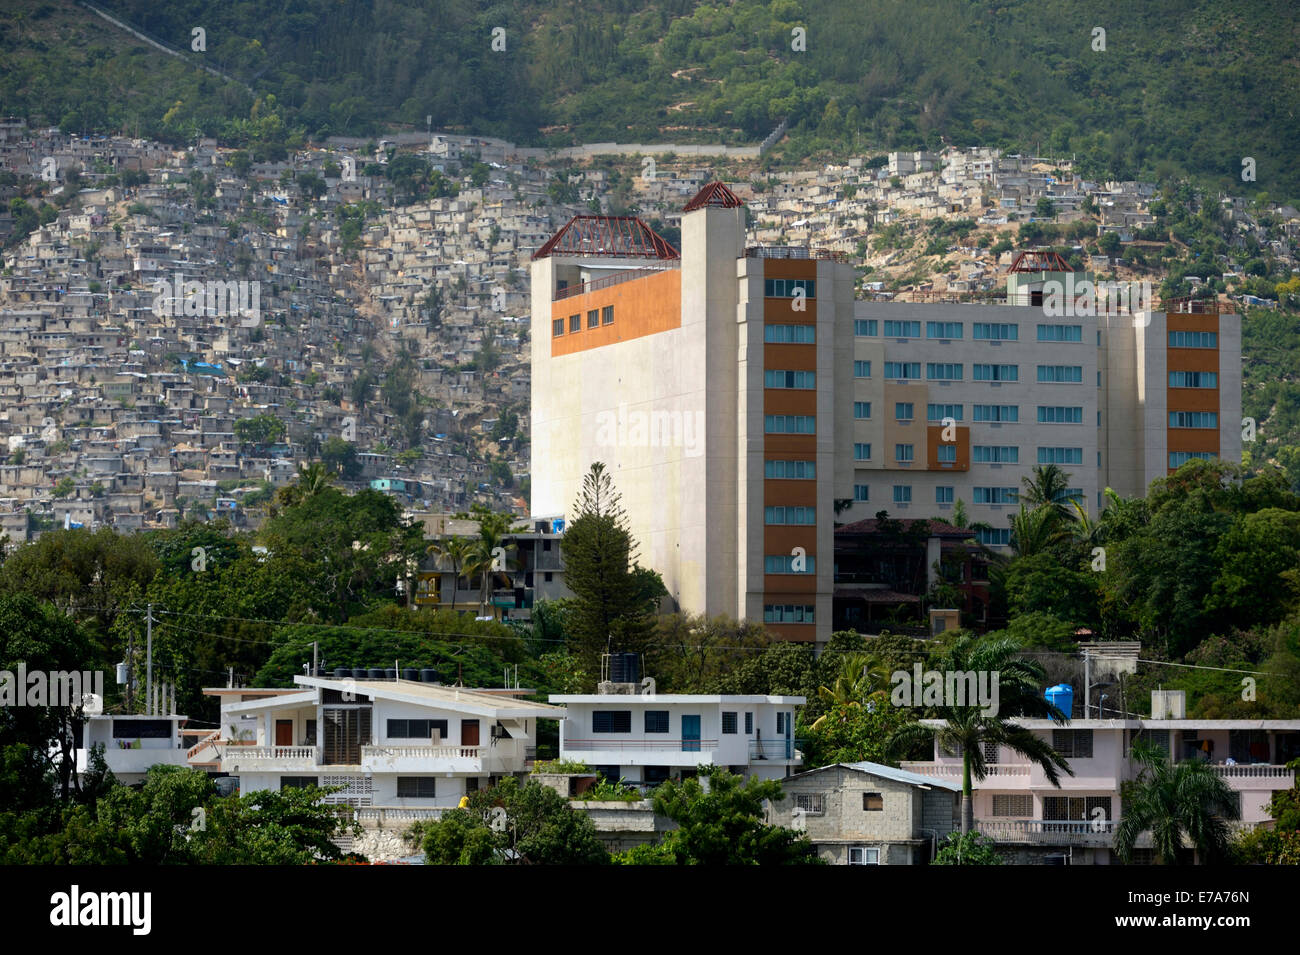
75, 712, 192, 784
192, 674, 564, 813
549, 690, 805, 787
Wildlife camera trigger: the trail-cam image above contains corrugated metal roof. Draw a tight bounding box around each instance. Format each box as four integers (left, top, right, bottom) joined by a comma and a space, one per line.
789, 759, 962, 791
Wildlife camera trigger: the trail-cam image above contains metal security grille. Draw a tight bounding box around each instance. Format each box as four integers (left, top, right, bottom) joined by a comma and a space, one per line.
1052, 729, 1094, 759
1042, 796, 1110, 822
992, 794, 1033, 817
323, 707, 372, 765
795, 793, 824, 814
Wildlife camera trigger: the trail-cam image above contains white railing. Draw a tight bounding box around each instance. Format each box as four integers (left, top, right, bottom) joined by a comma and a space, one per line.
976, 819, 1117, 841
900, 762, 1031, 777
361, 745, 482, 760
1211, 764, 1295, 779
355, 807, 447, 825
220, 745, 317, 760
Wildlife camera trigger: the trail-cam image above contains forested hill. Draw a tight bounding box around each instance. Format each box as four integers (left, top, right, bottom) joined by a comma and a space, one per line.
2, 0, 1297, 195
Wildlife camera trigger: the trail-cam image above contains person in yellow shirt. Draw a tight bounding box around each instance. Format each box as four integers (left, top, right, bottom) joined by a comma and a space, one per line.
458, 795, 470, 809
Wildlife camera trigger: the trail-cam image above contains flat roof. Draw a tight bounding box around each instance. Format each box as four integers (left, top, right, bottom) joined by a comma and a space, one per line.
294, 676, 565, 718
550, 695, 806, 705
921, 717, 1300, 731
786, 760, 962, 792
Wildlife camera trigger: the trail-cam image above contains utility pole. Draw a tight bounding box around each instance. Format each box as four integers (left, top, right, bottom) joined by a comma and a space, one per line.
312, 641, 318, 677
146, 603, 154, 716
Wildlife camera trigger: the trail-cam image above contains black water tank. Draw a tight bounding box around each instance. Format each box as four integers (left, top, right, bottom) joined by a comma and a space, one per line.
402, 668, 419, 681
351, 667, 368, 680
420, 668, 438, 683
367, 668, 385, 679
334, 667, 350, 679
609, 652, 640, 684
384, 668, 397, 679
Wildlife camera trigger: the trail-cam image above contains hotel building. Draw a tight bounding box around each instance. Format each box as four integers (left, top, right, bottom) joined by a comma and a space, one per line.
530, 184, 1240, 645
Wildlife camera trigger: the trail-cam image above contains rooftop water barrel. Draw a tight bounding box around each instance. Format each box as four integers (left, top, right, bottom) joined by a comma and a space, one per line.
1045, 684, 1074, 718
384, 668, 397, 679
351, 667, 368, 680
402, 668, 419, 681
334, 667, 350, 679
420, 668, 438, 683
367, 668, 385, 679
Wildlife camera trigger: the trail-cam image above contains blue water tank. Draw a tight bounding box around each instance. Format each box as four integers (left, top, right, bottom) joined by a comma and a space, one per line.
1045, 684, 1074, 718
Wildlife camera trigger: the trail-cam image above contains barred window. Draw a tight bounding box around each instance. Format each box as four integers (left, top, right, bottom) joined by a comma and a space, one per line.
992, 794, 1033, 817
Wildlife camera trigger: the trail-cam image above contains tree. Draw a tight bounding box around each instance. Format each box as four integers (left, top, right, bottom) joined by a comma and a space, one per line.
417, 777, 609, 865
1021, 464, 1073, 520
644, 768, 821, 865
320, 437, 361, 479
932, 831, 1003, 865
562, 463, 661, 671
886, 634, 1073, 834
1114, 742, 1240, 864
233, 413, 286, 448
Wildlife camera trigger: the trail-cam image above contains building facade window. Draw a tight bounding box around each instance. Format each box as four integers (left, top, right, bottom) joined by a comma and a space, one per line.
765, 459, 815, 479
765, 278, 815, 298
602, 305, 614, 325
765, 506, 817, 525
854, 401, 872, 419
1169, 451, 1215, 467
766, 369, 816, 389
592, 711, 632, 733
645, 710, 669, 733
972, 445, 1018, 463
926, 362, 963, 380
973, 364, 1018, 382
854, 360, 872, 378
1038, 406, 1084, 423
884, 361, 921, 379
765, 324, 816, 343
973, 404, 1018, 422
973, 322, 1018, 340
926, 321, 963, 339
763, 604, 815, 623
722, 712, 738, 734
1037, 364, 1084, 383
764, 554, 816, 573
587, 309, 599, 329
936, 486, 954, 504
895, 402, 914, 421
854, 484, 869, 501
973, 487, 1017, 504
552, 318, 564, 336
1037, 324, 1083, 342
1169, 411, 1218, 428
764, 414, 816, 434
936, 445, 956, 463
1038, 447, 1083, 465
927, 404, 963, 421
854, 319, 878, 336
569, 314, 580, 333
396, 777, 438, 798
893, 485, 912, 504
1169, 331, 1217, 348
884, 320, 921, 338
1169, 371, 1217, 388
854, 443, 871, 461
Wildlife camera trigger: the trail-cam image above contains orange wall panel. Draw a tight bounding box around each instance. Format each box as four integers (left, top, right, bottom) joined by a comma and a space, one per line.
763, 390, 818, 416
549, 269, 680, 357
926, 424, 970, 471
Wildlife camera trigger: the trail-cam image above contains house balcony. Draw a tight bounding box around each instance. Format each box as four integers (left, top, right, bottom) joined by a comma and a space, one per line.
975, 819, 1119, 846
900, 761, 1034, 788
749, 739, 800, 762
561, 737, 722, 766
1209, 764, 1295, 790
219, 744, 319, 773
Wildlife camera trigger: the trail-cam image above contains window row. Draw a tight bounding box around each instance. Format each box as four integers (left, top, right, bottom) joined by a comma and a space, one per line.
764, 604, 816, 623
1169, 331, 1217, 348
765, 324, 816, 343
765, 414, 816, 434
765, 506, 816, 525
765, 459, 816, 479
764, 554, 816, 574
765, 369, 816, 389
1169, 411, 1218, 428
553, 306, 614, 336
764, 278, 815, 298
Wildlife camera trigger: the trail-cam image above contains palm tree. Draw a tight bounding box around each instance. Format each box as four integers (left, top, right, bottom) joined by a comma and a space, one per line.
1114, 742, 1240, 864
1009, 504, 1067, 558
811, 653, 884, 729
427, 534, 473, 604
298, 461, 336, 497
465, 509, 518, 616
886, 634, 1073, 835
1021, 464, 1072, 520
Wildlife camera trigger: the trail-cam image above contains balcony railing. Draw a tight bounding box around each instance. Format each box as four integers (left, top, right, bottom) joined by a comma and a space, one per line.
354, 807, 447, 825
554, 261, 679, 301
361, 744, 483, 760
744, 245, 846, 262
900, 762, 1031, 777
563, 737, 718, 752
749, 739, 798, 760
220, 745, 317, 761
1210, 763, 1295, 779
975, 819, 1117, 842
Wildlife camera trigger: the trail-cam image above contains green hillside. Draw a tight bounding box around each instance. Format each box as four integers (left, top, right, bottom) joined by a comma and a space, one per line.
2, 0, 1298, 195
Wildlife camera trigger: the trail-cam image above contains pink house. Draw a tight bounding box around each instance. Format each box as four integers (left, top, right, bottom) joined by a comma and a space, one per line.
900, 691, 1299, 864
